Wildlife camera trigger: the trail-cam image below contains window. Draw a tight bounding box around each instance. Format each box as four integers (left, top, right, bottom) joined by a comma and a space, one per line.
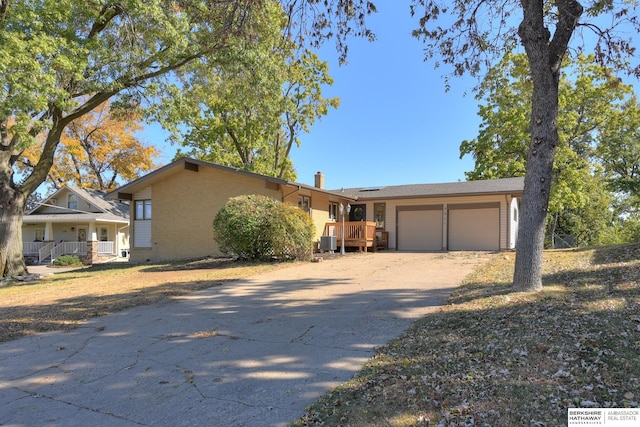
67, 194, 78, 210
298, 195, 311, 213
374, 203, 385, 229
35, 229, 45, 241
513, 206, 518, 222
134, 200, 152, 247
329, 202, 338, 221
135, 200, 152, 220
99, 227, 108, 242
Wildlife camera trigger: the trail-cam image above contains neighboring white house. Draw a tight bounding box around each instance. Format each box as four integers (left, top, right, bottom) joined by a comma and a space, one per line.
22, 185, 130, 264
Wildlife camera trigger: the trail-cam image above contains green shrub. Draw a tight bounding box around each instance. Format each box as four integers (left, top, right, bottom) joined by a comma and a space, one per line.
213, 194, 315, 261
269, 203, 315, 261
52, 255, 83, 267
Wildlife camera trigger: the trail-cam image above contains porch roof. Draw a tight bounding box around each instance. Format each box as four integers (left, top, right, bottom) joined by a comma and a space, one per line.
22, 213, 129, 224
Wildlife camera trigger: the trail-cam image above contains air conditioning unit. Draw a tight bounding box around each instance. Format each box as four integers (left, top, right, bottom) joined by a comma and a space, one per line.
320, 236, 337, 252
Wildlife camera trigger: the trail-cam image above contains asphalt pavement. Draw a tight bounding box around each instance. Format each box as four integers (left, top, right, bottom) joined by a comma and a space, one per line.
0, 252, 489, 426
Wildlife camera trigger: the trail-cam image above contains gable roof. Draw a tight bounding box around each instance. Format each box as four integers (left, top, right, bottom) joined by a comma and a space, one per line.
24, 185, 129, 224
337, 177, 525, 200
108, 158, 358, 201
108, 158, 524, 203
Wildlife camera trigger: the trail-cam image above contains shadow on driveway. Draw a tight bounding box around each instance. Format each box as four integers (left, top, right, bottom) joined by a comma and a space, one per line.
0, 252, 490, 427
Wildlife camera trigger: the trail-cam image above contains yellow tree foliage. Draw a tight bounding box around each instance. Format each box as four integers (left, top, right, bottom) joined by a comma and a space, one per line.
22, 100, 158, 192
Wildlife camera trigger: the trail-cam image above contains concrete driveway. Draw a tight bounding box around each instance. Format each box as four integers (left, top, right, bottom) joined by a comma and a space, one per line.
0, 252, 490, 427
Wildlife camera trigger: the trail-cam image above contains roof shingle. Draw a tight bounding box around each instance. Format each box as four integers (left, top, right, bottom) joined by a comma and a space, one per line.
337, 177, 525, 200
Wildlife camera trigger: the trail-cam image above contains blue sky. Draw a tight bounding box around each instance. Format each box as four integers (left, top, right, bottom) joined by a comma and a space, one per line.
150, 4, 484, 191
288, 4, 481, 190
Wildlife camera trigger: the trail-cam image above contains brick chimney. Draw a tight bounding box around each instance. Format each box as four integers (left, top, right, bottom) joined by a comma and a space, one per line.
314, 171, 325, 189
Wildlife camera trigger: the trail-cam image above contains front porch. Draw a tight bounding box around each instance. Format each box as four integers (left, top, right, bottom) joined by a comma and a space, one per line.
323, 221, 377, 252
22, 219, 130, 265
24, 240, 121, 265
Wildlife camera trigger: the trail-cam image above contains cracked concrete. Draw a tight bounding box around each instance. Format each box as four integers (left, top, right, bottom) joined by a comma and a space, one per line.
0, 252, 490, 426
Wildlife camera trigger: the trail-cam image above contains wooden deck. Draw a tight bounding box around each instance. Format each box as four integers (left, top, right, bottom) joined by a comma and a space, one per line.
323, 221, 377, 252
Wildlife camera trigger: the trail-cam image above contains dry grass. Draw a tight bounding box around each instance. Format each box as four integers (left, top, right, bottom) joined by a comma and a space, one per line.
294, 244, 640, 426
0, 258, 287, 343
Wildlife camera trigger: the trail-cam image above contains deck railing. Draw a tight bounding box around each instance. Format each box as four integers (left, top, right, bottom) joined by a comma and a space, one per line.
323, 221, 377, 252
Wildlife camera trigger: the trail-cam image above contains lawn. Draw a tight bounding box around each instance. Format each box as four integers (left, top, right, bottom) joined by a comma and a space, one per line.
2, 245, 639, 426
0, 258, 286, 343
293, 244, 640, 426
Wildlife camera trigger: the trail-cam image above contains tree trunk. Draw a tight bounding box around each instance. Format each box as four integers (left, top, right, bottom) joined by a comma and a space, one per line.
0, 185, 27, 277
513, 93, 558, 291
0, 118, 64, 278
512, 0, 582, 292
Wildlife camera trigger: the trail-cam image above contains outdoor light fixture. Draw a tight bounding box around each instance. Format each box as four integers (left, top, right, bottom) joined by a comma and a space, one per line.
339, 203, 351, 256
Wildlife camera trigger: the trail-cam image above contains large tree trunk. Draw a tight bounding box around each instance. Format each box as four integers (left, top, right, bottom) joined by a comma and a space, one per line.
0, 184, 27, 277
0, 120, 63, 278
513, 0, 582, 292
513, 74, 558, 291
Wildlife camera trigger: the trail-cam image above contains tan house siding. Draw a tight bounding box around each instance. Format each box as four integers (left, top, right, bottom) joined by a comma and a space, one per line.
310, 193, 331, 240
135, 187, 152, 200
282, 188, 341, 243
500, 199, 508, 249
112, 159, 522, 261
131, 166, 281, 263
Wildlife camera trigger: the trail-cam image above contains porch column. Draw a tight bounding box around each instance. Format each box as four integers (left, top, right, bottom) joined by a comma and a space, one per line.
86, 241, 99, 265
88, 223, 97, 241
44, 222, 53, 241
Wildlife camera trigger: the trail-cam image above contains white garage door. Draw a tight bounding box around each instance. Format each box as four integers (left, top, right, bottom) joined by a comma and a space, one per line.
397, 208, 443, 251
448, 207, 499, 250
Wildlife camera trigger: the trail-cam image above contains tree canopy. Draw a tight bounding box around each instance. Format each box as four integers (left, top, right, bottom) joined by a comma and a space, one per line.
20, 100, 158, 192
596, 94, 640, 214
1, 0, 261, 276
0, 0, 377, 277
164, 2, 339, 180
460, 52, 638, 246
410, 0, 639, 291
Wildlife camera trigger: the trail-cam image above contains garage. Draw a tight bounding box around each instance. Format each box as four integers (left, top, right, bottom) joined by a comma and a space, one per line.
448, 204, 500, 251
397, 206, 443, 251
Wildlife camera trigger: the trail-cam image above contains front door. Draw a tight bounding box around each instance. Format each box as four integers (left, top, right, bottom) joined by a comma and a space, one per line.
349, 204, 366, 221
77, 227, 87, 242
